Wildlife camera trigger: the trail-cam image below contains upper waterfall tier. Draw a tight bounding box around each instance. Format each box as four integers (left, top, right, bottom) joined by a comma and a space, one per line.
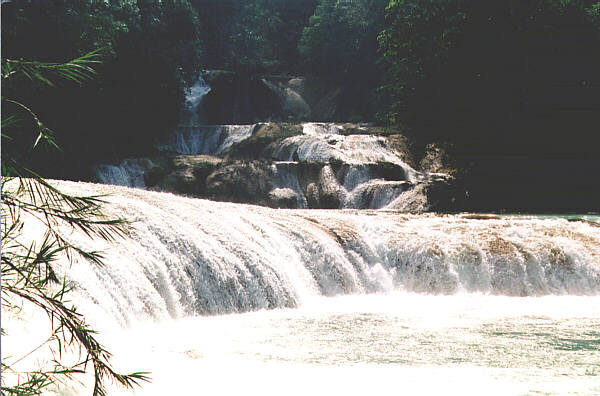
156, 124, 256, 155
93, 122, 451, 211
180, 73, 211, 126
24, 181, 600, 326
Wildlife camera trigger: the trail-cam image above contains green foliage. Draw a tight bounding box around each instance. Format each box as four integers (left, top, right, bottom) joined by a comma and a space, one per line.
378, 0, 600, 211
1, 51, 103, 176
299, 0, 386, 78
191, 0, 318, 73
298, 0, 388, 119
1, 0, 131, 61
377, 0, 466, 128
228, 0, 282, 72
2, 51, 100, 87
1, 55, 149, 396
378, 0, 600, 146
1, 0, 203, 175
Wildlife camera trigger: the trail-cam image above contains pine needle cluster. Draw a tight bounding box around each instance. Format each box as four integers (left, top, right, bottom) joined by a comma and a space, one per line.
1, 53, 149, 395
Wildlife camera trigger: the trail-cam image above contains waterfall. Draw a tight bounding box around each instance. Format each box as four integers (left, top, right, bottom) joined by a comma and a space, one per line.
90, 72, 427, 210
181, 73, 211, 126
154, 73, 256, 155
25, 181, 600, 327
344, 179, 410, 209
271, 133, 422, 182
302, 122, 344, 135
156, 124, 256, 155
270, 162, 309, 208
93, 159, 154, 188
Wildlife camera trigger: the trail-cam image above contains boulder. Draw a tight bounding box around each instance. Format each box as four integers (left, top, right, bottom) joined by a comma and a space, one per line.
261, 78, 311, 121
222, 123, 303, 160
205, 161, 274, 205
419, 143, 455, 174
267, 188, 303, 209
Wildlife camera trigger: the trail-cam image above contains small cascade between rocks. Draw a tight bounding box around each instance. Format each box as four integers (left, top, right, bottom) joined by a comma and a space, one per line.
156, 124, 256, 155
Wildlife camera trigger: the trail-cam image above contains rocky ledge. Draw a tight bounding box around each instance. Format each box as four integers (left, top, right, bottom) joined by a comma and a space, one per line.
93, 122, 462, 212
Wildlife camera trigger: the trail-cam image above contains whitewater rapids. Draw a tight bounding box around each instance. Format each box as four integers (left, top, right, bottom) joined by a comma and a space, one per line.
15, 181, 598, 328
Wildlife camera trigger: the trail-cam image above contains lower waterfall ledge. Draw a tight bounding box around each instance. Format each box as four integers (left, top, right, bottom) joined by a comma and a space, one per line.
15, 180, 600, 326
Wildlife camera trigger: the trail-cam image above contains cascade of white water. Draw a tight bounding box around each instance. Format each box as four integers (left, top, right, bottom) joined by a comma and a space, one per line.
270, 162, 309, 208
156, 124, 255, 155
155, 72, 255, 155
341, 164, 373, 191
181, 73, 211, 126
344, 179, 410, 209
93, 159, 154, 187
271, 134, 422, 182
20, 181, 600, 327
302, 122, 344, 135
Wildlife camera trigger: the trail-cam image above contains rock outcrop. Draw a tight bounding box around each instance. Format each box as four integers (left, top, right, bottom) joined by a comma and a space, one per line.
200, 73, 377, 123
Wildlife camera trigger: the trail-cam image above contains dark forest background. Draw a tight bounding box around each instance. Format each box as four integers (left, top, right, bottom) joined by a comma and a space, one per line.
3, 0, 600, 211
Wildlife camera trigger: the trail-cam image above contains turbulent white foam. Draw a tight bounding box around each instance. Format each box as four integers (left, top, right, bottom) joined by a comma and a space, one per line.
344, 179, 409, 209
6, 181, 600, 396
17, 181, 600, 328
180, 74, 211, 126
272, 134, 422, 182
156, 124, 255, 155
302, 122, 344, 135
92, 159, 154, 188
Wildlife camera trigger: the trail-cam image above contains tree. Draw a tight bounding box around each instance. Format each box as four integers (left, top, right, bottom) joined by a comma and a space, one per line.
298, 0, 388, 120
378, 0, 600, 147
1, 0, 204, 177
1, 54, 148, 396
299, 0, 386, 79
377, 0, 466, 132
190, 0, 318, 74
377, 0, 600, 211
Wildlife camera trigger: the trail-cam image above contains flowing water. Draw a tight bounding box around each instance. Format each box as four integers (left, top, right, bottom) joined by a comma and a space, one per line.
3, 181, 600, 395
181, 73, 211, 126
155, 124, 256, 155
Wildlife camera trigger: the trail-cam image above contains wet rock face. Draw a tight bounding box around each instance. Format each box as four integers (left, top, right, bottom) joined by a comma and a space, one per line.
268, 188, 302, 209
419, 143, 455, 174
206, 161, 274, 205
200, 73, 372, 123
140, 155, 222, 195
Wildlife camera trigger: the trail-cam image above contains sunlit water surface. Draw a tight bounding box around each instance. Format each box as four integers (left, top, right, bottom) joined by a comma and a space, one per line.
53, 294, 600, 396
